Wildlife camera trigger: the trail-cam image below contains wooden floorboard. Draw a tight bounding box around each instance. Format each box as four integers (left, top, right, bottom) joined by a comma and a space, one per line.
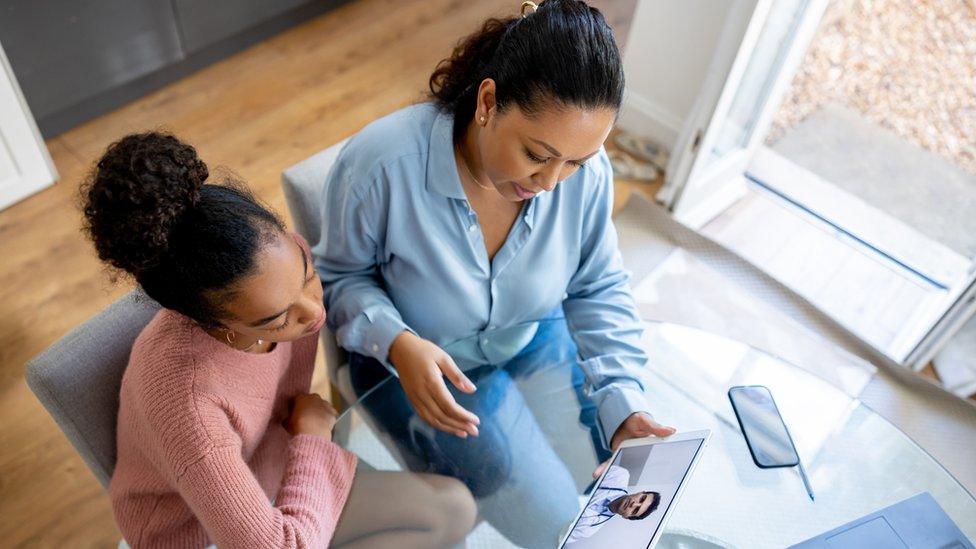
0, 1, 636, 546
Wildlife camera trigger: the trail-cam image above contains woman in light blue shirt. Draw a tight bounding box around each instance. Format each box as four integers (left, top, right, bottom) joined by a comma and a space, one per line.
317, 1, 675, 545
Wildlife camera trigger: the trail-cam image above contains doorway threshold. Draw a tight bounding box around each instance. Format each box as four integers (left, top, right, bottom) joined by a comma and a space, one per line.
748, 146, 970, 290
701, 180, 955, 365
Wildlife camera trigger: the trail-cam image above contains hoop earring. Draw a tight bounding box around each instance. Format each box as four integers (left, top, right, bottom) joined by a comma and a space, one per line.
224, 330, 236, 345
521, 1, 538, 17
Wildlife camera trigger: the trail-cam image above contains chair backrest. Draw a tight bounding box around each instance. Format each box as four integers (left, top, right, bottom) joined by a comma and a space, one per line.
281, 139, 350, 377
281, 140, 347, 250
25, 290, 161, 488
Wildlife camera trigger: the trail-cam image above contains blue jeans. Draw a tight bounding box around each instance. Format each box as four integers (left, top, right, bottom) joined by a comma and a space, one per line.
349, 318, 610, 548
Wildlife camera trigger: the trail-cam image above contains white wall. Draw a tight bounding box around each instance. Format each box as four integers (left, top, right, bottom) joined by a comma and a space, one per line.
619, 0, 746, 150
0, 43, 57, 210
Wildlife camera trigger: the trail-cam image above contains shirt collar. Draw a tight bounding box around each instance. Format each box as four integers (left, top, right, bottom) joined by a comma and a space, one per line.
523, 195, 537, 229
589, 497, 616, 521
425, 106, 543, 227
426, 108, 467, 200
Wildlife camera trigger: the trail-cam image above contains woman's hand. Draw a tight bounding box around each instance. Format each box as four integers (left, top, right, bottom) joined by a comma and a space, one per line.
389, 331, 480, 438
592, 412, 676, 478
286, 393, 339, 441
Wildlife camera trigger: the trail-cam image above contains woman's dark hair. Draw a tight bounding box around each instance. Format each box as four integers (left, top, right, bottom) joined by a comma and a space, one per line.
429, 0, 624, 139
81, 132, 285, 327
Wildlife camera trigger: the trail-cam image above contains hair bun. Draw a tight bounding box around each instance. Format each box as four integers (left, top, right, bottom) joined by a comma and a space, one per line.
81, 132, 209, 276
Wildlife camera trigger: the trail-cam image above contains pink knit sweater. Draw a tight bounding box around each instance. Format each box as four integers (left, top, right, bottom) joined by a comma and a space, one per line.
109, 308, 357, 548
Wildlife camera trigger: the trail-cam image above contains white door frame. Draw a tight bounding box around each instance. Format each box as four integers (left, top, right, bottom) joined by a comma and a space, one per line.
658, 0, 772, 214
900, 271, 976, 369
0, 42, 57, 210
661, 0, 829, 228
656, 0, 976, 369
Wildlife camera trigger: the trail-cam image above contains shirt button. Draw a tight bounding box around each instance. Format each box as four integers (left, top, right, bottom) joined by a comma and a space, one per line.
482, 338, 489, 345
371, 344, 379, 353
468, 225, 476, 232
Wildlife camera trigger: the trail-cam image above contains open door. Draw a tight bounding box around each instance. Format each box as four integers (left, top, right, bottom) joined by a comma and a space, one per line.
655, 0, 976, 371
660, 0, 829, 228
0, 43, 57, 210
905, 276, 976, 369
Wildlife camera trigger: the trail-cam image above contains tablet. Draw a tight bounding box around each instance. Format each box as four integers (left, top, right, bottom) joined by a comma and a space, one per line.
559, 429, 711, 549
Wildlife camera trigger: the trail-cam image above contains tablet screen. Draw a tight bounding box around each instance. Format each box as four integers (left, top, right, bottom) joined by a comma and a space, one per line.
561, 437, 705, 548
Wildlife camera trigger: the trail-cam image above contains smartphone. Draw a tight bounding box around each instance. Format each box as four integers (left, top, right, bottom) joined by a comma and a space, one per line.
728, 385, 800, 468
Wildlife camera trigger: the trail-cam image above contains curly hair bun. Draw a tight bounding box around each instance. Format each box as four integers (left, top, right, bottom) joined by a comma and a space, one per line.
82, 132, 208, 276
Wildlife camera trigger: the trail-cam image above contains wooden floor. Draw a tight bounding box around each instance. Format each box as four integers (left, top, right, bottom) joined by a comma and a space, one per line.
0, 0, 637, 546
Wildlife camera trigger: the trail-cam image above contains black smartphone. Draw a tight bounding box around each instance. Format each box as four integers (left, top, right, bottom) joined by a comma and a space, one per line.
728, 385, 800, 468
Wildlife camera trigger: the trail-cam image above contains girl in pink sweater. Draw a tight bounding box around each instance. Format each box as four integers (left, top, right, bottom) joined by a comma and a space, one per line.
81, 132, 476, 548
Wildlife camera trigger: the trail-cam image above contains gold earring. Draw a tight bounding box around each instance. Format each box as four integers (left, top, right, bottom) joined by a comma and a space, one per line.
480, 115, 486, 125
224, 330, 236, 344
521, 1, 538, 18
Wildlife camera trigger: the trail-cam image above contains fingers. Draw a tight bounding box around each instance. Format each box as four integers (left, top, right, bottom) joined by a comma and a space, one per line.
395, 342, 481, 438
426, 389, 479, 437
296, 393, 337, 412
318, 396, 336, 411
322, 403, 339, 420
611, 413, 679, 450
650, 424, 676, 437
428, 369, 480, 426
437, 355, 476, 394
630, 413, 676, 436
414, 401, 471, 438
417, 393, 473, 434
418, 375, 479, 436
641, 416, 676, 437
405, 368, 480, 438
592, 458, 610, 479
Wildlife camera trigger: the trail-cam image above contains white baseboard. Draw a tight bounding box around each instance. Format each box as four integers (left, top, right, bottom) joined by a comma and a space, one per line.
617, 91, 685, 151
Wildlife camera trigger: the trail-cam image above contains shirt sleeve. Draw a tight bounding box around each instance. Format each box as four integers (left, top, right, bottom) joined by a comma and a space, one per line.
563, 149, 653, 448
315, 160, 413, 370
175, 434, 357, 548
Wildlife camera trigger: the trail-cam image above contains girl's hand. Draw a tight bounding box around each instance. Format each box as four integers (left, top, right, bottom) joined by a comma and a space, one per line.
592, 412, 676, 478
286, 393, 339, 440
389, 331, 480, 438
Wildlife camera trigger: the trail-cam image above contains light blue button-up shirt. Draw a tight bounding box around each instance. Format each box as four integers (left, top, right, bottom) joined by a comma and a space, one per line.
315, 103, 651, 444
565, 464, 631, 544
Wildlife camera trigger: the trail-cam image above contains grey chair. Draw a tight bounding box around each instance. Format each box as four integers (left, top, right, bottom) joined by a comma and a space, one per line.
283, 139, 420, 478
25, 290, 161, 487
281, 139, 357, 407
26, 136, 351, 490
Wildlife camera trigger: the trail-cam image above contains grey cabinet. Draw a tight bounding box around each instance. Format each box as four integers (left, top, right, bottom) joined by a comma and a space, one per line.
0, 0, 183, 129
174, 0, 308, 54
0, 0, 346, 136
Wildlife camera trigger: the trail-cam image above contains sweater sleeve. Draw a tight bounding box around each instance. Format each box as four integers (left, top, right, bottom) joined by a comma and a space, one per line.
174, 434, 357, 548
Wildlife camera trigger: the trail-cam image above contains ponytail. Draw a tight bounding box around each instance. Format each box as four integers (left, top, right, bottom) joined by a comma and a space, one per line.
429, 16, 519, 138
428, 0, 624, 139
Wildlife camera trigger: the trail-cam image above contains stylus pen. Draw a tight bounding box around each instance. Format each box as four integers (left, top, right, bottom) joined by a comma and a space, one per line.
797, 460, 815, 501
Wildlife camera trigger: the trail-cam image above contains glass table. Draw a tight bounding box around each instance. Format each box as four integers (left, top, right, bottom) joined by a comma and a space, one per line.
332, 321, 976, 548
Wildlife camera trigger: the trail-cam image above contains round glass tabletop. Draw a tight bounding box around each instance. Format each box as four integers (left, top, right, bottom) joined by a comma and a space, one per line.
332, 321, 976, 548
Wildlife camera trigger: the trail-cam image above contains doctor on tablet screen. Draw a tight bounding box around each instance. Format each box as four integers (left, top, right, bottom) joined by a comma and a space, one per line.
565, 464, 661, 544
